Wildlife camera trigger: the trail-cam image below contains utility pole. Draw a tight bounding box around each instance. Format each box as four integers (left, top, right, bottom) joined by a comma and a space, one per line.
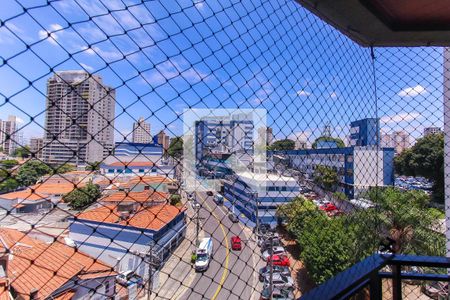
144, 242, 159, 300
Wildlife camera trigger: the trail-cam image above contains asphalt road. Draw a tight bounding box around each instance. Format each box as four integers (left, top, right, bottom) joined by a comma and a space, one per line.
179, 191, 262, 300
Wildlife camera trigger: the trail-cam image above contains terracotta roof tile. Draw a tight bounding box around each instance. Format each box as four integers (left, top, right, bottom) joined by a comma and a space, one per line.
76, 204, 184, 231
0, 229, 115, 299
100, 190, 169, 203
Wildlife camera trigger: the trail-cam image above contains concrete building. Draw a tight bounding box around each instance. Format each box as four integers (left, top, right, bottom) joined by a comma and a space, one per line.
100, 154, 174, 178
349, 118, 379, 147
223, 172, 300, 226
0, 228, 116, 300
0, 115, 19, 155
283, 146, 395, 198
154, 131, 170, 153
132, 117, 152, 143
258, 126, 274, 146
114, 142, 163, 157
424, 126, 442, 136
42, 71, 115, 165
381, 131, 410, 154
68, 204, 186, 280
29, 137, 44, 160
195, 116, 254, 162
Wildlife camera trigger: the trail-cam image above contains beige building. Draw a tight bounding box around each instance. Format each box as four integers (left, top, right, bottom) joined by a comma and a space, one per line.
29, 137, 44, 160
381, 130, 410, 154
0, 115, 19, 155
132, 117, 151, 143
43, 71, 115, 165
157, 130, 170, 152
424, 126, 441, 136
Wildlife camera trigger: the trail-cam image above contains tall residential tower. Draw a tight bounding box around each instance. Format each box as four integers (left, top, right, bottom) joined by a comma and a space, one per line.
132, 117, 151, 143
43, 71, 115, 165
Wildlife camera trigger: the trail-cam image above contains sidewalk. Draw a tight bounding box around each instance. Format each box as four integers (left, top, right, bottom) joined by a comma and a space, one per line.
147, 204, 200, 299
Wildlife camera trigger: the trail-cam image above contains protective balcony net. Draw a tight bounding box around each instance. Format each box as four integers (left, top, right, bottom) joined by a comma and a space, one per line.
0, 0, 446, 299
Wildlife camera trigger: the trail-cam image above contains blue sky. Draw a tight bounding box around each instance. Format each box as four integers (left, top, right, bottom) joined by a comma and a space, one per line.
0, 0, 444, 146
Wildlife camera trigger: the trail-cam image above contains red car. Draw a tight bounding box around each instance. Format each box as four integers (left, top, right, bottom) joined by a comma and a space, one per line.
320, 202, 337, 212
231, 236, 242, 251
266, 254, 290, 267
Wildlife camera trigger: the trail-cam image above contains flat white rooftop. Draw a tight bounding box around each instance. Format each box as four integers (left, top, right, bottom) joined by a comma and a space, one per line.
237, 172, 297, 183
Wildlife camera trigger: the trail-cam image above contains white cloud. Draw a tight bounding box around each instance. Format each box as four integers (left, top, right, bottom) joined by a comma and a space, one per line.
142, 58, 211, 85
38, 23, 63, 45
194, 0, 205, 9
330, 92, 338, 99
81, 46, 96, 55
296, 90, 310, 96
381, 112, 422, 124
80, 63, 94, 72
15, 117, 24, 124
398, 85, 427, 97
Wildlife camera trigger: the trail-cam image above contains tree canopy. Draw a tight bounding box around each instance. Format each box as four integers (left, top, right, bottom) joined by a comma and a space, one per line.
312, 136, 345, 149
269, 139, 295, 151
313, 165, 338, 191
15, 160, 52, 186
168, 137, 183, 158
63, 182, 101, 210
394, 132, 444, 203
13, 146, 31, 158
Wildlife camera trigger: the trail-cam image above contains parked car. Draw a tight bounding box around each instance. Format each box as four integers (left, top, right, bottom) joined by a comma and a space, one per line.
260, 287, 295, 300
116, 270, 135, 286
260, 238, 282, 252
319, 202, 337, 212
231, 236, 242, 250
255, 224, 272, 235
187, 193, 195, 200
206, 191, 214, 196
263, 273, 295, 290
259, 265, 291, 282
262, 246, 286, 260
228, 213, 239, 223
266, 254, 290, 267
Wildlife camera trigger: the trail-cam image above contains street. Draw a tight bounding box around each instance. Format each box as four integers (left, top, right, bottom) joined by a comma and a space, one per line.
179, 191, 263, 300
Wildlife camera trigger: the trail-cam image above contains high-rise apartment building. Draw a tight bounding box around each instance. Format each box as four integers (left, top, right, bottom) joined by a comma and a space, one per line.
424, 126, 442, 136
258, 126, 274, 146
155, 131, 170, 153
132, 117, 152, 143
380, 131, 410, 154
43, 71, 115, 165
29, 137, 44, 160
0, 115, 19, 155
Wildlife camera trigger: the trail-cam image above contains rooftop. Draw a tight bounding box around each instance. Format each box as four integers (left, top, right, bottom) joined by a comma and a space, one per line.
99, 190, 169, 203
75, 204, 184, 231
104, 161, 155, 167
0, 228, 114, 299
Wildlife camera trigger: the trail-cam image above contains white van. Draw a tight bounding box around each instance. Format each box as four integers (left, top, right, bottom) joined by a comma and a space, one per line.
195, 237, 213, 272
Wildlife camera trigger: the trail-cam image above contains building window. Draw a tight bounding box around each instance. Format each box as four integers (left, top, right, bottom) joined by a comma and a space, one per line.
117, 169, 123, 173
108, 169, 114, 173
138, 169, 144, 173
104, 280, 110, 294
347, 155, 353, 163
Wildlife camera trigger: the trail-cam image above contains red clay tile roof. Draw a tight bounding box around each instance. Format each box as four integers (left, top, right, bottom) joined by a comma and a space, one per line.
0, 228, 115, 299
100, 190, 169, 203
0, 181, 82, 201
107, 161, 154, 167
76, 204, 184, 231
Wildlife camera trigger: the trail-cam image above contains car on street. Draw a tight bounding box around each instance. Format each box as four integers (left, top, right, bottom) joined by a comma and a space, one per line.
206, 191, 214, 196
319, 202, 337, 212
260, 287, 295, 300
263, 273, 295, 290
260, 238, 282, 252
231, 236, 242, 250
266, 254, 290, 267
117, 271, 143, 286
259, 265, 291, 282
228, 213, 239, 223
188, 193, 195, 200
257, 233, 280, 247
192, 202, 201, 209
262, 246, 286, 260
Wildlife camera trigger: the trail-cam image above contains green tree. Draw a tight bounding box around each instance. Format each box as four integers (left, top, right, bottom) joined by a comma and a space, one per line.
0, 178, 20, 193
168, 137, 183, 158
276, 196, 321, 237
312, 136, 345, 149
269, 139, 295, 151
394, 133, 444, 203
366, 187, 445, 256
313, 165, 338, 191
64, 182, 101, 210
86, 161, 101, 171
332, 191, 347, 201
0, 160, 19, 169
53, 164, 75, 174
13, 146, 31, 158
169, 194, 182, 206
16, 160, 52, 186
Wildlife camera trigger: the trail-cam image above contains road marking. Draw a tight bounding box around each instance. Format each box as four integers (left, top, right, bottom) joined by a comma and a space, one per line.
197, 193, 230, 300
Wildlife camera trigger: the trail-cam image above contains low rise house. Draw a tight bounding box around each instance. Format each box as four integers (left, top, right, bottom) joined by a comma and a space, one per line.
0, 181, 82, 213
102, 175, 176, 194
0, 228, 116, 299
68, 203, 186, 281
99, 155, 175, 178
98, 190, 169, 206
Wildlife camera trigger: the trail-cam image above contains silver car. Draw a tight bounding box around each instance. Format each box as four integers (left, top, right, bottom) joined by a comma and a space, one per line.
263, 273, 295, 291
262, 246, 286, 261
